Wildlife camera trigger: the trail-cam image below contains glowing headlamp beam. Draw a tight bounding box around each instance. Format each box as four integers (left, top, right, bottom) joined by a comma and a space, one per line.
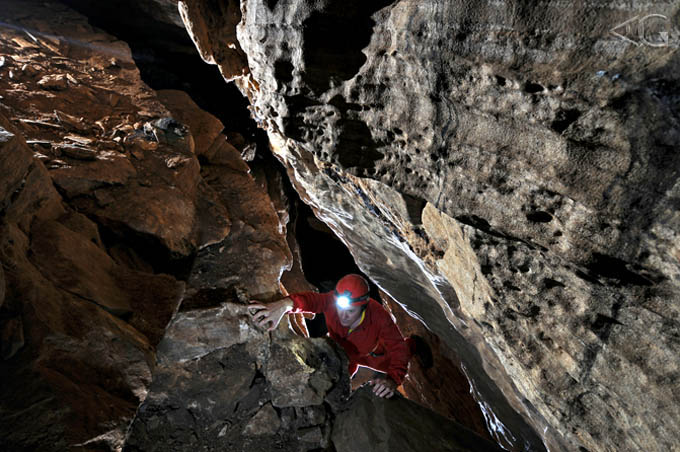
336, 295, 351, 309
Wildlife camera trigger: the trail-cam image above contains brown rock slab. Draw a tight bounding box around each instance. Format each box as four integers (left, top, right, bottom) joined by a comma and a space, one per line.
30, 219, 134, 316
92, 185, 197, 256
56, 143, 98, 160
0, 126, 33, 209
4, 160, 65, 233
188, 152, 291, 298
49, 152, 136, 198
29, 219, 183, 345
332, 387, 504, 452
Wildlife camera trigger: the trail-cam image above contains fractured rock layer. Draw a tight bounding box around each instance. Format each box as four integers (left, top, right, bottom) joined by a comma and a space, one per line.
0, 2, 231, 449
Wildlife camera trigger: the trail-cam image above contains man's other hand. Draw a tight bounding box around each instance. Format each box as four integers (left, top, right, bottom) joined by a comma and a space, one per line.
369, 376, 398, 398
248, 298, 293, 332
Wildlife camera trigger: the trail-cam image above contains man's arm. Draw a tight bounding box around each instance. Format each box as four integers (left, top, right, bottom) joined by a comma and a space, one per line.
249, 291, 334, 331
288, 291, 335, 314
249, 298, 294, 331
367, 306, 411, 398
377, 311, 411, 386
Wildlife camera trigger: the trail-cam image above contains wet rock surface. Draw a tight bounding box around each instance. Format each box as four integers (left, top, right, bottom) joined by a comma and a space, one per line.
180, 1, 680, 451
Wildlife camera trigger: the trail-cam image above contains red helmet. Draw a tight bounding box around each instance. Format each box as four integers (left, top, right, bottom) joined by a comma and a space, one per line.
334, 274, 370, 308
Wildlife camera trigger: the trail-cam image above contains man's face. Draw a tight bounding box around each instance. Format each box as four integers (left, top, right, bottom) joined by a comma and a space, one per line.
337, 304, 363, 328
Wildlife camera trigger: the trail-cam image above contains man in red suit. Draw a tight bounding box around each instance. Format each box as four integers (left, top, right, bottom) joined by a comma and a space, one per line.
249, 274, 414, 398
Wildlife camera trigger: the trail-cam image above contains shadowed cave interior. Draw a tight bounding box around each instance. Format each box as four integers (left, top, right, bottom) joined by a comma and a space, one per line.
1, 1, 679, 452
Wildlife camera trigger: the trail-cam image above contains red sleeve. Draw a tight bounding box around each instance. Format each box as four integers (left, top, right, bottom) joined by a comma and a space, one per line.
376, 310, 411, 385
289, 291, 335, 314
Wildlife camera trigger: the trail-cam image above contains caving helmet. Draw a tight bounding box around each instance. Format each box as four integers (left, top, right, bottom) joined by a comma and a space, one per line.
334, 274, 370, 309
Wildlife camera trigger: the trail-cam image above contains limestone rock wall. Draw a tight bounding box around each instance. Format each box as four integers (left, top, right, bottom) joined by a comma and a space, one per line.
178, 1, 680, 451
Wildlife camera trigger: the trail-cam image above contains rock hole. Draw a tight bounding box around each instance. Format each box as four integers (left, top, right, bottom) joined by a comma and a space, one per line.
503, 281, 521, 291
524, 81, 544, 93
274, 59, 294, 84
551, 108, 581, 134
526, 211, 553, 223
586, 253, 654, 286
543, 278, 565, 289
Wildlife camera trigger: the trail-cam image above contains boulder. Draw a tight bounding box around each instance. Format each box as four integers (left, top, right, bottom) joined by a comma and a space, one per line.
242, 403, 281, 436
332, 386, 504, 452
29, 219, 184, 345
0, 126, 33, 209
126, 303, 348, 452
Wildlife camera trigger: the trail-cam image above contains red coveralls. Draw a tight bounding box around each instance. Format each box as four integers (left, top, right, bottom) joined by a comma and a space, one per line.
289, 291, 412, 385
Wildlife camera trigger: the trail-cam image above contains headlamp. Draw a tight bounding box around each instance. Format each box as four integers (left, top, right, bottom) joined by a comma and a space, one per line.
336, 295, 351, 309
334, 289, 369, 310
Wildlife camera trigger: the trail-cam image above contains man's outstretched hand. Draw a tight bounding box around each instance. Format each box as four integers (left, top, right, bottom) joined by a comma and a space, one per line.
249, 298, 293, 332
369, 376, 398, 398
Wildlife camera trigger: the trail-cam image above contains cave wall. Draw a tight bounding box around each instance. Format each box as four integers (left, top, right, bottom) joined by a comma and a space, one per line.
178, 1, 680, 451
2, 0, 679, 451
0, 2, 506, 451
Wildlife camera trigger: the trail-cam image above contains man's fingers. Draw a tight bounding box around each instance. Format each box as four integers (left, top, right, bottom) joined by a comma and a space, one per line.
253, 311, 268, 323
248, 304, 266, 315
368, 378, 395, 398
379, 386, 393, 398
